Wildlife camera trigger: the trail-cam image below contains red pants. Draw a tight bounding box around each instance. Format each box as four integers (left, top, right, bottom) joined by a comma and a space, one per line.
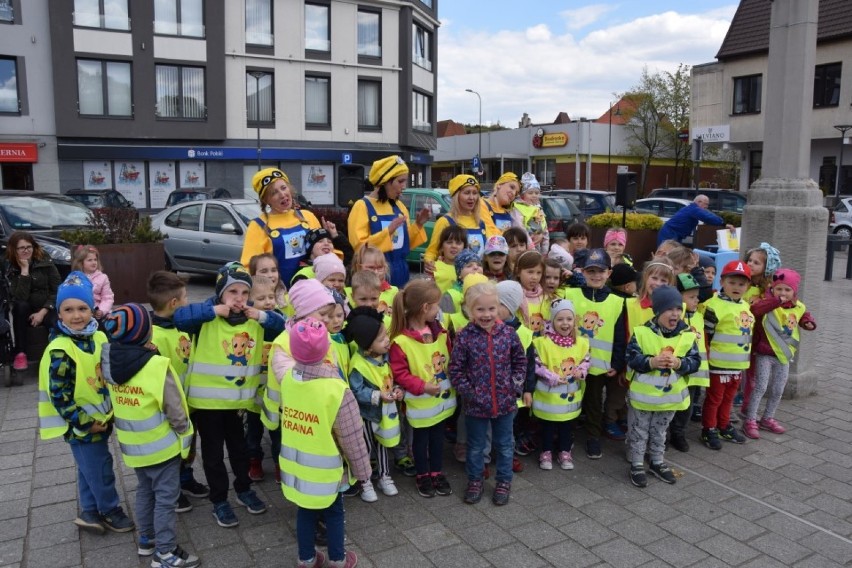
702, 372, 742, 430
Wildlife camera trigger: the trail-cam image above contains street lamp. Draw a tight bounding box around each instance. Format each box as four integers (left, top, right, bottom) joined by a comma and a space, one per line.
465, 88, 482, 176
248, 70, 268, 171
834, 124, 852, 198
607, 102, 621, 191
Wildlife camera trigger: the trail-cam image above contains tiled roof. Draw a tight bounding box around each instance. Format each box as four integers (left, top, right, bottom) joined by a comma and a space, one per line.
717, 0, 852, 60
436, 119, 467, 138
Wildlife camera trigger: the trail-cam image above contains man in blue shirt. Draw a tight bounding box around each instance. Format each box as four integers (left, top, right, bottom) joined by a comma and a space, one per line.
657, 195, 733, 245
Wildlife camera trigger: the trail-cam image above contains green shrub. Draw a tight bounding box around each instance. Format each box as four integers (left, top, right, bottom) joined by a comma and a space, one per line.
61, 209, 164, 245
586, 213, 663, 230
718, 211, 742, 226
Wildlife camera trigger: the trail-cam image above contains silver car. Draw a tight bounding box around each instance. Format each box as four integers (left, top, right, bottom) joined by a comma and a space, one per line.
830, 197, 852, 240
150, 198, 261, 275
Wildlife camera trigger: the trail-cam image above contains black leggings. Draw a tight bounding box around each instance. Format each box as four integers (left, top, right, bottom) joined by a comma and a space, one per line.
411, 421, 444, 476
12, 301, 56, 354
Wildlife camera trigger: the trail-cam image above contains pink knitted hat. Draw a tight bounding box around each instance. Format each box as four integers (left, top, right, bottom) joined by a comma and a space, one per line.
772, 268, 800, 295
604, 229, 627, 247
313, 253, 345, 284
288, 279, 335, 319
289, 318, 329, 365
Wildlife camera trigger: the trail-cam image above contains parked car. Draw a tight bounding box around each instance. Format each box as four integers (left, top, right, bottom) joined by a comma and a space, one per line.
397, 188, 452, 265
0, 191, 92, 276
634, 197, 694, 222
646, 187, 746, 214
830, 197, 852, 240
150, 198, 259, 275
548, 189, 617, 218
65, 188, 138, 219
164, 187, 232, 208
539, 195, 583, 235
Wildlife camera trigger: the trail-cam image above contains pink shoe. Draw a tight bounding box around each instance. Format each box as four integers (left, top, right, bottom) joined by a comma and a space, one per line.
558, 451, 574, 470
539, 451, 553, 470
759, 418, 786, 434
742, 419, 760, 439
12, 352, 27, 371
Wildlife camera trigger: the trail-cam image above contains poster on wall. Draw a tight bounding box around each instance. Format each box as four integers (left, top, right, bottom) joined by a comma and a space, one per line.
180, 161, 206, 188
301, 164, 333, 205
83, 161, 113, 190
149, 161, 176, 209
115, 161, 147, 208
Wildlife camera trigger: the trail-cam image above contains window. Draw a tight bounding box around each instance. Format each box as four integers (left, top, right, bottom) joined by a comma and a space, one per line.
0, 57, 19, 114
77, 60, 132, 116
154, 0, 203, 37
412, 91, 431, 132
164, 203, 201, 230
0, 0, 14, 23
246, 0, 272, 46
357, 10, 380, 58
418, 0, 433, 7
305, 3, 330, 53
732, 74, 761, 115
73, 0, 130, 30
358, 79, 380, 129
246, 71, 274, 125
155, 65, 206, 119
412, 24, 432, 71
814, 62, 842, 108
305, 75, 330, 127
204, 204, 238, 233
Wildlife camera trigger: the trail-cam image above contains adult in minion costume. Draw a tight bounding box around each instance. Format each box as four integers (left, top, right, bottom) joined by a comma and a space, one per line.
241, 168, 322, 288
424, 174, 500, 274
481, 172, 525, 232
347, 155, 430, 287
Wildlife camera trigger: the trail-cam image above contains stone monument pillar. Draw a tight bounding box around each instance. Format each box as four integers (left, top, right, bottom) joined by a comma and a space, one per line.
742, 0, 827, 397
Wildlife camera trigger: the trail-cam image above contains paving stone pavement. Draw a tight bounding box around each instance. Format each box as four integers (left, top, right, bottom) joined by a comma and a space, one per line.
2, 263, 852, 568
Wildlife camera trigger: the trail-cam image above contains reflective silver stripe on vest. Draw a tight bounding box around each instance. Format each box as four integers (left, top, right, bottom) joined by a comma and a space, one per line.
119, 430, 179, 457
589, 356, 610, 371
186, 386, 258, 402
689, 369, 710, 380
764, 316, 798, 361
281, 472, 340, 497
280, 445, 343, 469
534, 380, 580, 395
405, 379, 453, 401
406, 397, 456, 420
634, 372, 674, 388
265, 386, 281, 404
629, 389, 689, 406
376, 422, 400, 440
708, 349, 750, 363
533, 400, 581, 415
588, 338, 612, 351
39, 415, 67, 430
188, 362, 262, 377
181, 435, 192, 450
263, 406, 278, 426
713, 332, 751, 343
39, 386, 112, 417
114, 413, 166, 433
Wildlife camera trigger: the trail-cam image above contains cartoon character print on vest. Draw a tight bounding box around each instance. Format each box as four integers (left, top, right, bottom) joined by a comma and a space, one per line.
529, 313, 546, 336
559, 357, 580, 401
783, 313, 798, 337
223, 332, 255, 385
377, 300, 391, 317
736, 311, 755, 350
177, 336, 192, 367
261, 342, 272, 373
92, 363, 110, 400
382, 375, 398, 419
425, 351, 451, 399
656, 346, 676, 391
579, 311, 605, 339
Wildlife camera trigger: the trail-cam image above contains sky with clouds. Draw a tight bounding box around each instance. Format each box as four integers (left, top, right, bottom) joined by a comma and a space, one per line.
437, 1, 738, 127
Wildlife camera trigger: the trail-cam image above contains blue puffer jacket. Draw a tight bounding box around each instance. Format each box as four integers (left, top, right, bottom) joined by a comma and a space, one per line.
449, 321, 526, 418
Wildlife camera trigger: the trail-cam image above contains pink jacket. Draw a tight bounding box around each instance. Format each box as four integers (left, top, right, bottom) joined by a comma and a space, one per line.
87, 270, 114, 315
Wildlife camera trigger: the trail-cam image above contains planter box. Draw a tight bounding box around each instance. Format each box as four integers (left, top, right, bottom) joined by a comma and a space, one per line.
97, 243, 165, 304
693, 224, 726, 250
589, 227, 659, 266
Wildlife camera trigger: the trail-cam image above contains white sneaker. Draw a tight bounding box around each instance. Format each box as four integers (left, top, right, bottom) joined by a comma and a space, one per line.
377, 475, 398, 496
360, 481, 378, 503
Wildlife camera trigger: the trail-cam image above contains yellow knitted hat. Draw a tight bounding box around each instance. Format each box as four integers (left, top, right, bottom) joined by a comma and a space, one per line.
462, 273, 489, 295
448, 174, 480, 196
494, 172, 519, 188
369, 155, 409, 187
252, 168, 290, 202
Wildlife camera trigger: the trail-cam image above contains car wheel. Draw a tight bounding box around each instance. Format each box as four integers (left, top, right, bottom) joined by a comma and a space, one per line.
834, 226, 852, 241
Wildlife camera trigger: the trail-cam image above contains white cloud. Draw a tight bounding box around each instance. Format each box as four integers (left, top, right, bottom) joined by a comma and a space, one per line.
438, 5, 738, 126
559, 4, 618, 31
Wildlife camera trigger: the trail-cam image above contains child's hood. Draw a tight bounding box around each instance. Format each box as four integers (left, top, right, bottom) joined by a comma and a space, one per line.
101, 343, 157, 386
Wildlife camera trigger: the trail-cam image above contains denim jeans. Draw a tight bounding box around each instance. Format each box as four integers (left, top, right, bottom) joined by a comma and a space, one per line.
465, 410, 516, 483
296, 493, 345, 562
244, 410, 281, 462
135, 456, 180, 554
69, 438, 121, 515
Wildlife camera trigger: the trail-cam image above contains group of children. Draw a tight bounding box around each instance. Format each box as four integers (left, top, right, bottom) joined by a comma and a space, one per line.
38, 218, 815, 568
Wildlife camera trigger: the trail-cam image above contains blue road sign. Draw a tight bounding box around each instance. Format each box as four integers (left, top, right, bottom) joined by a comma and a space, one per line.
342, 153, 352, 164
472, 156, 481, 171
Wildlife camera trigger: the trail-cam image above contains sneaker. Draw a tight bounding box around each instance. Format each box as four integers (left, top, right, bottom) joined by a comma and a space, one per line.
512, 456, 525, 473
73, 510, 105, 535
492, 481, 511, 506
743, 419, 760, 439
603, 422, 626, 441
151, 545, 200, 568
175, 494, 193, 513
514, 434, 536, 456
248, 458, 264, 482
137, 534, 155, 557
648, 462, 677, 484
539, 451, 553, 470
719, 424, 746, 444
342, 483, 361, 498
416, 475, 435, 498
669, 434, 690, 453
377, 475, 398, 497
100, 507, 135, 533
431, 473, 453, 496
759, 417, 786, 434
463, 479, 483, 504
181, 479, 209, 499
629, 464, 647, 488
558, 451, 574, 470
700, 428, 722, 451
12, 352, 26, 371
733, 392, 743, 407
360, 481, 378, 503
585, 438, 602, 459
297, 550, 327, 568
327, 550, 358, 568
690, 405, 703, 422
212, 501, 239, 528
395, 457, 417, 477
236, 490, 267, 514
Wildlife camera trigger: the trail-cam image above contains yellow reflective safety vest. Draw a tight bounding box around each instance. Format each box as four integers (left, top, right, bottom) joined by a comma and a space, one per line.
682, 310, 710, 387
38, 332, 112, 440
185, 317, 263, 410
279, 367, 349, 509
763, 301, 806, 365
434, 260, 456, 294
330, 334, 351, 380
563, 288, 625, 375
704, 296, 754, 370
106, 354, 193, 468
249, 337, 275, 415
628, 326, 696, 411
531, 335, 589, 421
392, 333, 456, 428
349, 352, 401, 447
524, 295, 547, 336
151, 325, 192, 386
513, 324, 533, 408
625, 297, 653, 340
513, 201, 546, 234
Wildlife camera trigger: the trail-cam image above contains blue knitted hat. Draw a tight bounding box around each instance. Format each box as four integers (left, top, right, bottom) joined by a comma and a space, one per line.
454, 248, 481, 280
57, 271, 94, 310
103, 303, 152, 346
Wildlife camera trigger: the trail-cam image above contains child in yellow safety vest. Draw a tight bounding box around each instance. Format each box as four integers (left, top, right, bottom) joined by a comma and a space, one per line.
625, 286, 701, 488
101, 303, 200, 567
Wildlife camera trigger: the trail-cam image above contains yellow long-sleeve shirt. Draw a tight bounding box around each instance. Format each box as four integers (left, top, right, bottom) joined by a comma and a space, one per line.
240, 209, 321, 267
347, 196, 426, 252
424, 213, 500, 262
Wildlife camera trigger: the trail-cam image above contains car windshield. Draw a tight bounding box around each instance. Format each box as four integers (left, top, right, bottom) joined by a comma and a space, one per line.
0, 196, 92, 230
602, 194, 616, 211
232, 202, 261, 225
71, 194, 106, 208
541, 198, 575, 219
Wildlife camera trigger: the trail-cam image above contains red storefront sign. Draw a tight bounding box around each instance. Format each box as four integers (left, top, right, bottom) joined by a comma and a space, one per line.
0, 143, 38, 163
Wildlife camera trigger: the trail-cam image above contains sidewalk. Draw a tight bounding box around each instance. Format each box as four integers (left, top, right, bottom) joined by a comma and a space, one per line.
2, 262, 851, 567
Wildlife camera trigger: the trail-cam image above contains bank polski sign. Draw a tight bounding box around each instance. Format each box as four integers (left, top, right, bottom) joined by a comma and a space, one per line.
693, 125, 730, 143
